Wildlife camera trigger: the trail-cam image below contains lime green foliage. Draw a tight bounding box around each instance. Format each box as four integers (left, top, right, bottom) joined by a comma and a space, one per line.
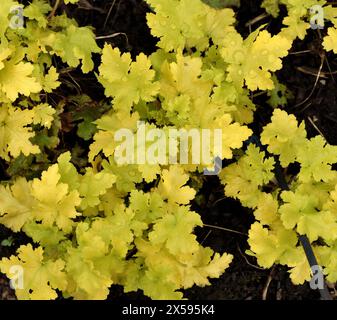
0, 244, 67, 299
98, 46, 160, 112
0, 104, 40, 160
221, 110, 337, 284
220, 144, 275, 208
146, 0, 292, 92
92, 44, 253, 172
201, 0, 240, 8
64, 0, 79, 4
260, 109, 307, 166
53, 25, 100, 73
1, 236, 15, 247
0, 154, 232, 299
261, 0, 337, 44
0, 0, 100, 161
146, 0, 236, 51
267, 76, 292, 108
0, 0, 240, 299
222, 29, 292, 90
2, 0, 337, 300
261, 0, 280, 17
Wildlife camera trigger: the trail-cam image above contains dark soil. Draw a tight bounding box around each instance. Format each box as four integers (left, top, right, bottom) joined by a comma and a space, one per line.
1, 0, 336, 300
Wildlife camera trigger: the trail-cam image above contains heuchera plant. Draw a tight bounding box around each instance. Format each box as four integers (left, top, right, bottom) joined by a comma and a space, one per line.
0, 0, 337, 300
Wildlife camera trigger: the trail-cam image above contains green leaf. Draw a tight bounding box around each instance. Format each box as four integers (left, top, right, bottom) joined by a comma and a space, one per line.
1, 236, 14, 247
201, 0, 240, 8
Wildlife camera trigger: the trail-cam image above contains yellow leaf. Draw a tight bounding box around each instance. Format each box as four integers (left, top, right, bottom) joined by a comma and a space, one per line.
0, 58, 41, 101
0, 244, 67, 300
0, 104, 40, 160
157, 166, 196, 205
0, 178, 35, 231
31, 165, 81, 232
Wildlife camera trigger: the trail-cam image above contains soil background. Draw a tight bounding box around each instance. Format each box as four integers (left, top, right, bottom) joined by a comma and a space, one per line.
1, 0, 337, 300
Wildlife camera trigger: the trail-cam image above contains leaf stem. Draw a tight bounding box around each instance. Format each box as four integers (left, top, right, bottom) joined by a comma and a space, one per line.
48, 0, 62, 20
203, 224, 247, 236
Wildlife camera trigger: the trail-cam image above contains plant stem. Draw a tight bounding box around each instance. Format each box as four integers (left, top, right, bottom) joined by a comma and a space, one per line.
48, 0, 61, 20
